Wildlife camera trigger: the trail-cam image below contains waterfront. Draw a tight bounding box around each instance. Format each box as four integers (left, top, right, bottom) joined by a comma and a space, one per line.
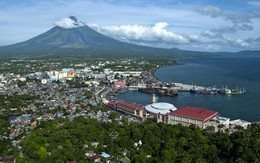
116, 55, 260, 122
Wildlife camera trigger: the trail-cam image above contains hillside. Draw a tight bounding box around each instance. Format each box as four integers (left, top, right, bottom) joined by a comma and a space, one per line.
0, 25, 178, 59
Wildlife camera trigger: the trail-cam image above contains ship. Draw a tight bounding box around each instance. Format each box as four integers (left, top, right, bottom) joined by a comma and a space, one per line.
230, 88, 246, 95
218, 86, 232, 95
166, 88, 179, 96
190, 86, 217, 95
200, 89, 217, 95
138, 87, 178, 97
190, 86, 198, 94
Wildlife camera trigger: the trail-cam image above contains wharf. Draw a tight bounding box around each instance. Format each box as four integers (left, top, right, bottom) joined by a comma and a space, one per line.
173, 83, 211, 92
128, 83, 216, 92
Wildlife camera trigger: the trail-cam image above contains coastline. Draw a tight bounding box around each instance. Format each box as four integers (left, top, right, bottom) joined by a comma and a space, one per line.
150, 67, 161, 82
150, 61, 184, 83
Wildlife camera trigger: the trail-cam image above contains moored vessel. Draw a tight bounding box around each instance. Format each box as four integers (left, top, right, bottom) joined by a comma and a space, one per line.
218, 86, 231, 95
231, 88, 246, 95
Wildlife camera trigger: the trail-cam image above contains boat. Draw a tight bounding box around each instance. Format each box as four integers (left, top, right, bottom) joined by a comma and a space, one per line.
138, 87, 154, 94
218, 86, 231, 95
190, 86, 217, 95
200, 89, 217, 95
166, 89, 178, 96
231, 88, 246, 95
138, 87, 178, 97
190, 86, 198, 94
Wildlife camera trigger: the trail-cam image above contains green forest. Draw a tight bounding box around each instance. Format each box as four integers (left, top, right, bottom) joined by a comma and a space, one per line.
14, 117, 260, 162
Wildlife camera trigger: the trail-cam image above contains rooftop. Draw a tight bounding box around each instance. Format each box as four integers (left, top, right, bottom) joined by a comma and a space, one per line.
117, 101, 144, 111
169, 106, 218, 121
145, 102, 177, 115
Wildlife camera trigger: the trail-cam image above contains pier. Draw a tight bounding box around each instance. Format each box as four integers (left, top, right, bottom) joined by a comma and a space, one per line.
173, 83, 209, 92
128, 83, 213, 92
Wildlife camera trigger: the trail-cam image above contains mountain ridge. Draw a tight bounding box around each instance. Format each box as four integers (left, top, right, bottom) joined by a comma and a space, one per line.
0, 25, 181, 58
0, 21, 259, 59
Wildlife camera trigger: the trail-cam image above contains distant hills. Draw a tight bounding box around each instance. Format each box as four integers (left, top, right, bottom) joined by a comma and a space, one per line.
0, 16, 258, 59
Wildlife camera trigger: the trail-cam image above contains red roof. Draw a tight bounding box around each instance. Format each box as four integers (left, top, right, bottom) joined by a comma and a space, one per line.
114, 81, 126, 87
117, 101, 144, 111
89, 155, 101, 160
169, 106, 218, 121
108, 101, 117, 106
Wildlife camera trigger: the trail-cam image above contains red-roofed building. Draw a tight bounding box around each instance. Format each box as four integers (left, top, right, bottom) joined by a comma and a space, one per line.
167, 106, 219, 129
67, 70, 75, 78
107, 101, 117, 109
87, 155, 101, 162
117, 101, 144, 118
113, 81, 127, 91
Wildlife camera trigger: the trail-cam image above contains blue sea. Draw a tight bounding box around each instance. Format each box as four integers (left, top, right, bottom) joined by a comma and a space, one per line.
116, 55, 260, 122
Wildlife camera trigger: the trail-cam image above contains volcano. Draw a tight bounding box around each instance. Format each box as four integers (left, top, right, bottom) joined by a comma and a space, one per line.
0, 16, 182, 58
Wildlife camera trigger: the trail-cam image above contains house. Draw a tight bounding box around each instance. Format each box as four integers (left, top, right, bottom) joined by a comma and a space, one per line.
87, 155, 101, 162
100, 152, 111, 158
67, 70, 76, 79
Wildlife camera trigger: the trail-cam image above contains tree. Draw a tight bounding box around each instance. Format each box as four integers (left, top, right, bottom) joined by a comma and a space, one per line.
36, 147, 47, 159
109, 112, 118, 120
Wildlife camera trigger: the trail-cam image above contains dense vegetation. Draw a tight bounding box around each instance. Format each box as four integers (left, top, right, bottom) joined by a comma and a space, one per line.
17, 117, 259, 162
0, 119, 16, 156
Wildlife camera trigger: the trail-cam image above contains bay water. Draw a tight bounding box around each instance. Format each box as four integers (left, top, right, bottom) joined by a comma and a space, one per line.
116, 55, 260, 122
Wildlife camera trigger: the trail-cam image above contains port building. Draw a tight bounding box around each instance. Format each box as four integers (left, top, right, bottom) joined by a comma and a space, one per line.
145, 102, 177, 123
107, 101, 144, 118
167, 106, 219, 129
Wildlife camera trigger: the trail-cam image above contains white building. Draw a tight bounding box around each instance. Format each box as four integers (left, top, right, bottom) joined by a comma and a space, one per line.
114, 71, 142, 77
104, 69, 113, 75
41, 79, 48, 84
58, 71, 67, 79
229, 119, 251, 130
145, 102, 177, 123
205, 116, 230, 132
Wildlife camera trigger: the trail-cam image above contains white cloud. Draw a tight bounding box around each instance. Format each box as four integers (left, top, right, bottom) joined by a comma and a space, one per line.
201, 30, 222, 39
0, 0, 259, 52
235, 39, 249, 47
248, 1, 260, 6
187, 34, 200, 42
55, 16, 85, 29
91, 22, 194, 45
196, 5, 222, 18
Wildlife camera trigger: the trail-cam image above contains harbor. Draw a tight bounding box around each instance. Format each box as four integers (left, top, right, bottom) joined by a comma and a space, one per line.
110, 60, 256, 122
125, 67, 247, 96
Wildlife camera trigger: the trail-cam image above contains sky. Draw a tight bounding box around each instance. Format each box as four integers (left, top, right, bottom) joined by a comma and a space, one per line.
0, 0, 260, 52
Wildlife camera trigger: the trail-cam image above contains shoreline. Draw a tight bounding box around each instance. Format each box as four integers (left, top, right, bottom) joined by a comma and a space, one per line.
149, 62, 183, 83
150, 67, 161, 82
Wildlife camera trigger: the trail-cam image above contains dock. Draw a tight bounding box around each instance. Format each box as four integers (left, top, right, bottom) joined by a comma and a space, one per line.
128, 83, 213, 92
173, 83, 209, 92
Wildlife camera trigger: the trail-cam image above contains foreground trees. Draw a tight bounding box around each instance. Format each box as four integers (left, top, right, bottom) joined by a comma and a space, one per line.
17, 117, 260, 162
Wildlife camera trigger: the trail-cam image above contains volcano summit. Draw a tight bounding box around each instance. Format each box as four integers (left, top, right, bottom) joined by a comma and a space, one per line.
0, 16, 181, 58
